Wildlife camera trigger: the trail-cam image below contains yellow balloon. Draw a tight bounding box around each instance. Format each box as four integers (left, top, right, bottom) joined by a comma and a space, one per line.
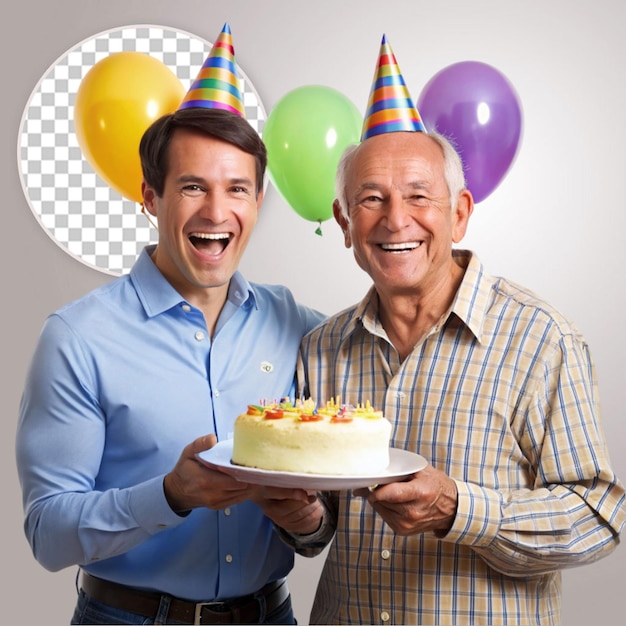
74, 52, 185, 203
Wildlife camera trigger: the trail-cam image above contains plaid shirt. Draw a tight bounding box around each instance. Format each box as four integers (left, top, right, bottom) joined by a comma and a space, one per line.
290, 250, 625, 625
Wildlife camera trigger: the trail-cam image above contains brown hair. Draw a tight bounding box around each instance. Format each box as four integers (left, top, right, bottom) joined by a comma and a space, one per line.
139, 108, 267, 197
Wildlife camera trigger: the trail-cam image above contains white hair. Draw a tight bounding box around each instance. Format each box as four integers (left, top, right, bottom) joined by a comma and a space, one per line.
334, 131, 467, 217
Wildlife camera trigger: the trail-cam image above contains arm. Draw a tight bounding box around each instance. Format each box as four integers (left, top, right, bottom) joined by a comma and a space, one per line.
357, 468, 623, 577
449, 477, 623, 576
357, 335, 625, 576
465, 335, 625, 575
16, 315, 253, 571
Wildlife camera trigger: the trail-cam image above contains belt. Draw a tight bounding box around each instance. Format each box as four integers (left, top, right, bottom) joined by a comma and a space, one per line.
80, 572, 289, 625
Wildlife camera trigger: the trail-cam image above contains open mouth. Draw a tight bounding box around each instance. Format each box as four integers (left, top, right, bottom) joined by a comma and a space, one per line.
379, 241, 421, 253
189, 232, 232, 255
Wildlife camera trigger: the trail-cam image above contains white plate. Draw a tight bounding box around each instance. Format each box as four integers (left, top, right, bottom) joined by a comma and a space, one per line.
196, 439, 428, 490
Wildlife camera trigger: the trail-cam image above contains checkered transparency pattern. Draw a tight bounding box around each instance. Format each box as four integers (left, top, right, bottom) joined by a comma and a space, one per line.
18, 25, 267, 276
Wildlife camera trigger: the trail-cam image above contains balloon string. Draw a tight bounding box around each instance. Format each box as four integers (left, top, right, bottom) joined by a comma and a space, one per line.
141, 204, 159, 232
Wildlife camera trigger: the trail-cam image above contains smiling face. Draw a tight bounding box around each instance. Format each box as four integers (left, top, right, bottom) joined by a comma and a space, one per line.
142, 128, 262, 307
335, 132, 473, 302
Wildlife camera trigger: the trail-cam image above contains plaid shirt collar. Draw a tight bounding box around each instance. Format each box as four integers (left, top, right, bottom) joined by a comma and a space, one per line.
343, 249, 492, 346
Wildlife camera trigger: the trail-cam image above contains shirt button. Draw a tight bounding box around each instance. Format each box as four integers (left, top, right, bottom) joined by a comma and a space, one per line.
224, 508, 231, 516
381, 549, 390, 560
225, 554, 233, 563
381, 611, 390, 622
182, 304, 191, 312
194, 330, 205, 341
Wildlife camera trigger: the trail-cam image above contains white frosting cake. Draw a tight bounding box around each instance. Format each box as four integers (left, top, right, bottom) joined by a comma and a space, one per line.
231, 398, 392, 475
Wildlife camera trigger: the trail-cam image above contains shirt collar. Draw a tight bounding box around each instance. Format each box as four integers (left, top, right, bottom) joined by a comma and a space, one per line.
227, 271, 258, 310
130, 245, 257, 318
448, 249, 492, 344
344, 250, 493, 345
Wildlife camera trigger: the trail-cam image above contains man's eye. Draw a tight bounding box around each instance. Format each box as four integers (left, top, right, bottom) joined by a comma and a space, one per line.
229, 185, 252, 195
359, 196, 383, 209
181, 185, 204, 197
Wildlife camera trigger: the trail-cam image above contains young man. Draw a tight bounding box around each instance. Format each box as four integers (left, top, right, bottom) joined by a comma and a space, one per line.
16, 25, 325, 625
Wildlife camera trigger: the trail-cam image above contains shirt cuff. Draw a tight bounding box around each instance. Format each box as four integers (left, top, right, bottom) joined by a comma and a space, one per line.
128, 475, 189, 534
274, 506, 335, 556
439, 480, 502, 547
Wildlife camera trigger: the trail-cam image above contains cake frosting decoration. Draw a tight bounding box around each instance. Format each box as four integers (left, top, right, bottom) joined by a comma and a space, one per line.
232, 397, 392, 475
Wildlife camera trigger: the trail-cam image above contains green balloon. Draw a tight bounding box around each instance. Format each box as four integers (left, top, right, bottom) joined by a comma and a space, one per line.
263, 85, 362, 223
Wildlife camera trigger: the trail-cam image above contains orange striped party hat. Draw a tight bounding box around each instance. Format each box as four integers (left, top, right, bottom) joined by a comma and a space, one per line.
361, 34, 426, 140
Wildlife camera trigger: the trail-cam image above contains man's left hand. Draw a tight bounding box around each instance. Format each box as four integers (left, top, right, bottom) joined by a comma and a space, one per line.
353, 465, 457, 535
250, 486, 325, 535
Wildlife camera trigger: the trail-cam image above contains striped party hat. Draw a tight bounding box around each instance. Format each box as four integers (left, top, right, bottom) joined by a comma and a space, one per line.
361, 34, 426, 140
178, 22, 246, 117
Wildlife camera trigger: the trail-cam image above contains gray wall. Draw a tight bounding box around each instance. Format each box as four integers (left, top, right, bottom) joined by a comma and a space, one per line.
3, 1, 624, 623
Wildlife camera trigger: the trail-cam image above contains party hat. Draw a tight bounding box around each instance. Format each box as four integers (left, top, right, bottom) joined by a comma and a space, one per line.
361, 34, 426, 140
178, 22, 246, 116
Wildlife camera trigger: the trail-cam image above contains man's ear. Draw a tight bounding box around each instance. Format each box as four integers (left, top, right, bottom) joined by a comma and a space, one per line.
255, 186, 265, 212
333, 200, 352, 248
141, 181, 157, 216
452, 189, 474, 243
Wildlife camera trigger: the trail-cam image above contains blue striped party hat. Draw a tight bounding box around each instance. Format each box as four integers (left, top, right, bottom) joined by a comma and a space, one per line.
178, 23, 246, 117
361, 34, 426, 140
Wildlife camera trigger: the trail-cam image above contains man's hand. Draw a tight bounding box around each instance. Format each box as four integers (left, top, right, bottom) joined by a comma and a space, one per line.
353, 465, 458, 535
250, 486, 326, 535
163, 435, 253, 514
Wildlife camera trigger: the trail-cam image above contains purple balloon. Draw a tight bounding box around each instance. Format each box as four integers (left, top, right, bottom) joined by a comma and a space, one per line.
417, 61, 523, 203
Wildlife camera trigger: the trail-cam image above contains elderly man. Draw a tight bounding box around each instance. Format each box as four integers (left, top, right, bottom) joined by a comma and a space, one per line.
257, 35, 625, 625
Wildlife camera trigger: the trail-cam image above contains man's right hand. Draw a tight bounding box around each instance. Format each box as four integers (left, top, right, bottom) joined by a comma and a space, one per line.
163, 434, 253, 514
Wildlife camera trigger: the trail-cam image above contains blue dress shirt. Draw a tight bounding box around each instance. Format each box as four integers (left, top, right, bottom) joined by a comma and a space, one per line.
16, 246, 325, 601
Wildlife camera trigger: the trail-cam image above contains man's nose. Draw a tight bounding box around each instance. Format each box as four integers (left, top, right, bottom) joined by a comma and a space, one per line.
383, 193, 411, 230
198, 191, 227, 222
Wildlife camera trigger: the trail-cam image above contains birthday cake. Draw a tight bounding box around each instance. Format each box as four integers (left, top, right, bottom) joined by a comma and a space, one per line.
231, 398, 392, 475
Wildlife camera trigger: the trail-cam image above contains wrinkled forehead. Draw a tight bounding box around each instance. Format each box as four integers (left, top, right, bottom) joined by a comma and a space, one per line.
347, 133, 445, 191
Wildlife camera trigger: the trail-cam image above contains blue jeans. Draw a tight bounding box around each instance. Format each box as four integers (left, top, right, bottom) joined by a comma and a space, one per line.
71, 588, 296, 625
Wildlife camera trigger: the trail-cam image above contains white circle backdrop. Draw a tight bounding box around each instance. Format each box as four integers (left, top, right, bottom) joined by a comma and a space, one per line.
17, 25, 267, 276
